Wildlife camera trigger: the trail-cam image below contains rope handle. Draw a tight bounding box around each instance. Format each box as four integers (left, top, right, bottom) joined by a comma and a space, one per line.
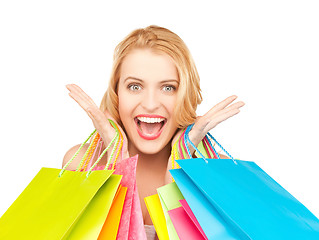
83, 120, 126, 172
171, 128, 219, 168
77, 132, 100, 171
60, 129, 97, 177
171, 128, 187, 169
59, 120, 120, 178
202, 136, 219, 159
172, 128, 219, 162
85, 137, 102, 170
109, 121, 124, 170
184, 124, 237, 164
87, 119, 120, 176
85, 120, 124, 171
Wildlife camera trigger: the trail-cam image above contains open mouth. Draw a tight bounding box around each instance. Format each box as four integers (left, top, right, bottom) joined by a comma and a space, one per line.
134, 116, 167, 140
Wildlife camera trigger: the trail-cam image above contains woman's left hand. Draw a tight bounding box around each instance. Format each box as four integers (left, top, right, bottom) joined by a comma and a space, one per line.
171, 95, 245, 156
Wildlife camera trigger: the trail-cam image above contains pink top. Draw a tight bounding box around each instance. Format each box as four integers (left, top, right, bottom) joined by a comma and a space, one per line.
144, 225, 158, 240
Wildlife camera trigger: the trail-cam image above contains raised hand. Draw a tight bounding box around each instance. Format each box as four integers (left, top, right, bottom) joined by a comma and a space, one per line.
189, 95, 244, 147
66, 84, 129, 160
171, 95, 244, 158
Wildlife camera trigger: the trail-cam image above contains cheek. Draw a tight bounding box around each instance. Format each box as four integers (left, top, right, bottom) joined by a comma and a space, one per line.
118, 91, 138, 121
164, 97, 177, 117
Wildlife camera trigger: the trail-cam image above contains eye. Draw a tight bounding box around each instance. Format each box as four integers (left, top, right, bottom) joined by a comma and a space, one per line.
162, 85, 176, 92
128, 84, 142, 91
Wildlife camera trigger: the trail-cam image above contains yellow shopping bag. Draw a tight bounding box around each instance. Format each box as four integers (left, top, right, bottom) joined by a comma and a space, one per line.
144, 194, 169, 240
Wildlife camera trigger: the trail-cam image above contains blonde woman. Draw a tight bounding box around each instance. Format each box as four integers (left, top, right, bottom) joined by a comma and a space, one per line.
63, 25, 244, 238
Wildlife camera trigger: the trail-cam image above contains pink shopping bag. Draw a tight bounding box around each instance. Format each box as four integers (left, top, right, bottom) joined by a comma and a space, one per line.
168, 199, 208, 240
93, 155, 147, 240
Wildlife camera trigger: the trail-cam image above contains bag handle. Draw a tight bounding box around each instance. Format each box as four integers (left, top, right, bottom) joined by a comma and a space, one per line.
171, 128, 188, 169
202, 136, 219, 159
84, 119, 124, 172
59, 119, 120, 177
87, 119, 121, 175
110, 121, 125, 170
184, 124, 237, 164
77, 131, 101, 172
84, 136, 103, 171
171, 128, 219, 168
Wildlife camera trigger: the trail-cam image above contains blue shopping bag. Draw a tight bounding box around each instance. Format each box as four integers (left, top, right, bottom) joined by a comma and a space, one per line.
170, 124, 319, 240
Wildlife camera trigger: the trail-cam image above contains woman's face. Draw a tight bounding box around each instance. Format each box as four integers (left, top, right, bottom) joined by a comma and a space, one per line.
118, 48, 179, 155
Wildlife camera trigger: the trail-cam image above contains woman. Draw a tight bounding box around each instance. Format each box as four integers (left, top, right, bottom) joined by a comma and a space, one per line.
63, 25, 244, 238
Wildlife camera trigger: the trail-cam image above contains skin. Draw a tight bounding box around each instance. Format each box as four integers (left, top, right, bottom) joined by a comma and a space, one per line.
63, 48, 245, 224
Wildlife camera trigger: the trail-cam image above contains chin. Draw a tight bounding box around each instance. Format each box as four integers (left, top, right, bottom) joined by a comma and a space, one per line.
134, 139, 170, 155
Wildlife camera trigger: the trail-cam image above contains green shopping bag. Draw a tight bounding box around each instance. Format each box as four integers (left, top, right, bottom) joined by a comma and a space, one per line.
153, 132, 188, 240
0, 124, 121, 239
155, 129, 214, 240
157, 182, 184, 240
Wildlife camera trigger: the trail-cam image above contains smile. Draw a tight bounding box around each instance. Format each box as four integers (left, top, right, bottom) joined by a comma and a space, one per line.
134, 115, 167, 140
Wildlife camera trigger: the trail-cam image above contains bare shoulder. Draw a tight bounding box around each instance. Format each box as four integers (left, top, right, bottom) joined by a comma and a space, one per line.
62, 144, 90, 170
219, 153, 229, 159
62, 143, 109, 171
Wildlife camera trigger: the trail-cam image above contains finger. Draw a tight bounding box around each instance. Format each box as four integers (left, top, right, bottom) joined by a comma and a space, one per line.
67, 84, 97, 107
67, 85, 98, 112
72, 84, 97, 106
217, 101, 245, 115
203, 101, 244, 124
67, 84, 92, 108
206, 108, 240, 130
68, 91, 92, 113
68, 90, 103, 125
208, 104, 242, 125
205, 95, 238, 118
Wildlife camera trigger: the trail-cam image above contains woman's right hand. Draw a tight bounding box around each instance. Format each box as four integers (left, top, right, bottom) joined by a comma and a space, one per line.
66, 84, 129, 161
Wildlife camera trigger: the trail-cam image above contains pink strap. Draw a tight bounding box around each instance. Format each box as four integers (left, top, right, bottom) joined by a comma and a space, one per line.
203, 136, 218, 159
178, 129, 187, 159
202, 136, 212, 159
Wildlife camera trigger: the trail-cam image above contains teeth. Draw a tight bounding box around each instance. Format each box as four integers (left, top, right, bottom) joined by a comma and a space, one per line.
137, 117, 165, 123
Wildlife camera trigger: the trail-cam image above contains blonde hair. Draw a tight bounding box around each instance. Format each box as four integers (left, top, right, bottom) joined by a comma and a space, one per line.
100, 25, 202, 128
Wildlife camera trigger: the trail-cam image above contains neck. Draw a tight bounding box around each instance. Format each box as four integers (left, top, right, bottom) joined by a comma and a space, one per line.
128, 141, 171, 176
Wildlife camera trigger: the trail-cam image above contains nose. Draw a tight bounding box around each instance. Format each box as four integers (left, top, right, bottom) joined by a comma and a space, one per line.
140, 89, 160, 112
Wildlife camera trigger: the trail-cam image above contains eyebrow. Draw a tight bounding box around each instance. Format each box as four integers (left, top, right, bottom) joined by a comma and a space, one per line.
124, 76, 179, 84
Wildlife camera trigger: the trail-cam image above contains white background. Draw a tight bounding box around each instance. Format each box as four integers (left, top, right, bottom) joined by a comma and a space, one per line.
0, 0, 318, 218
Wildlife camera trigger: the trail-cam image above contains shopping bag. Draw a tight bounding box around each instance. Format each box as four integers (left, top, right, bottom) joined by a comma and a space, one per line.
172, 124, 319, 240
170, 129, 241, 239
179, 199, 208, 239
93, 156, 146, 239
77, 120, 128, 240
168, 200, 207, 240
89, 122, 147, 240
171, 132, 226, 240
148, 131, 209, 240
113, 154, 146, 240
145, 194, 170, 240
0, 129, 122, 240
98, 185, 127, 239
157, 182, 184, 240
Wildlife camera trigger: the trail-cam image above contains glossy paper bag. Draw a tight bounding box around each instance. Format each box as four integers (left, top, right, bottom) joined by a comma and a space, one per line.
93, 155, 146, 240
157, 182, 184, 240
0, 126, 122, 239
0, 168, 118, 239
98, 185, 127, 240
173, 124, 319, 240
87, 119, 147, 240
168, 205, 207, 240
145, 194, 170, 240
